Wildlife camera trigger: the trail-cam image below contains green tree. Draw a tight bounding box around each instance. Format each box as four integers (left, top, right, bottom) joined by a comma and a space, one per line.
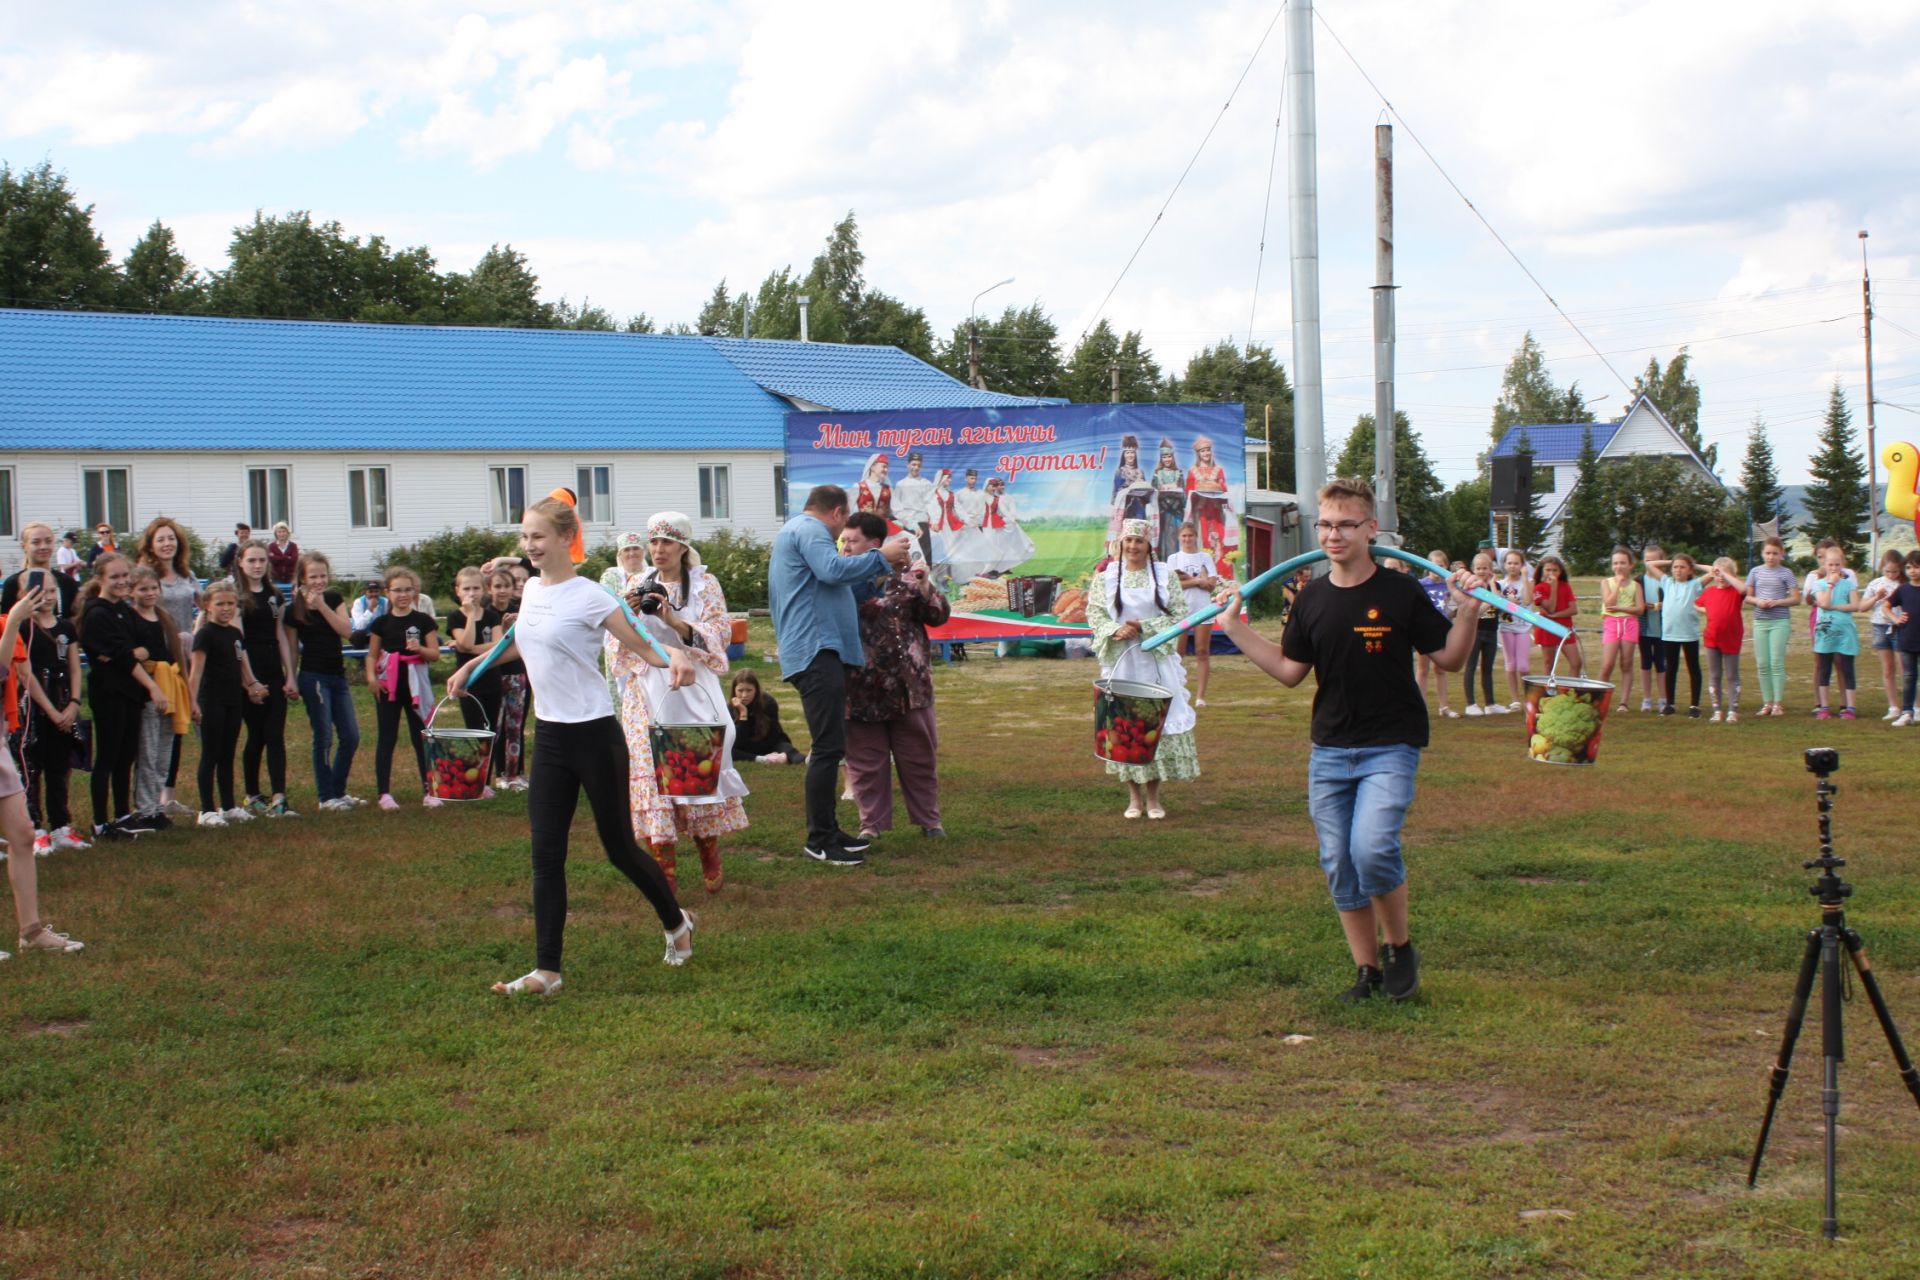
1510, 429, 1549, 555
1437, 475, 1494, 564
1605, 456, 1738, 557
696, 279, 738, 336
1557, 427, 1614, 572
936, 302, 1066, 398
743, 265, 849, 344
1631, 348, 1711, 469
1168, 340, 1293, 488
1332, 411, 1450, 553
444, 244, 550, 327
1736, 415, 1792, 543
0, 160, 117, 307
1061, 320, 1161, 403
624, 313, 656, 334
1800, 382, 1869, 562
119, 220, 202, 312
550, 298, 617, 331
1490, 332, 1587, 445
348, 237, 446, 323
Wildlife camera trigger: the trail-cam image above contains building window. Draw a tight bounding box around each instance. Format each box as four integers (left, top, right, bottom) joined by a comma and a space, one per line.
0, 468, 13, 538
576, 465, 613, 524
1532, 466, 1555, 494
698, 465, 731, 521
490, 465, 528, 526
349, 466, 390, 530
247, 466, 292, 530
774, 465, 788, 519
82, 466, 131, 534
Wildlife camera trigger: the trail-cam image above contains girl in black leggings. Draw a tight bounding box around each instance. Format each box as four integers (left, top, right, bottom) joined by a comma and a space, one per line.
1461, 553, 1500, 714
364, 566, 441, 809
233, 542, 297, 817
78, 554, 163, 839
448, 489, 697, 997
188, 582, 257, 825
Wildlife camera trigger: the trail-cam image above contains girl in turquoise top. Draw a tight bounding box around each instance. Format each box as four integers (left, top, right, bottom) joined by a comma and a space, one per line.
1811, 546, 1864, 720
1658, 553, 1705, 717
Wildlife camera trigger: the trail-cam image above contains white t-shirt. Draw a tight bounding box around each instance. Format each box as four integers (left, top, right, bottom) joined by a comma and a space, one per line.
513, 575, 621, 723
1861, 574, 1902, 627
1165, 550, 1217, 614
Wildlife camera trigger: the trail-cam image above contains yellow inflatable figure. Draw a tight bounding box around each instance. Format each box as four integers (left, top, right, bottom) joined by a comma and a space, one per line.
1885, 441, 1919, 538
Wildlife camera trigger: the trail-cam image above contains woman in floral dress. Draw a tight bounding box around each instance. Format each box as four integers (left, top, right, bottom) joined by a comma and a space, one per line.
1085, 517, 1199, 819
608, 512, 749, 894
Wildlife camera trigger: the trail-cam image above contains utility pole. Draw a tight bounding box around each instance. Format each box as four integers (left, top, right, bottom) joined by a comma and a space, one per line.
1286, 0, 1325, 533
1110, 363, 1120, 404
1372, 121, 1397, 540
1861, 230, 1879, 566
969, 320, 982, 389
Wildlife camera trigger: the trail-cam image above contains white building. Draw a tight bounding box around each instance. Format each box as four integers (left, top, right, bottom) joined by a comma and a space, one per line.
0, 309, 1054, 574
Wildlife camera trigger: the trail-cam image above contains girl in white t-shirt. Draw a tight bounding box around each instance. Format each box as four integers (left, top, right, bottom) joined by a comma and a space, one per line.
1166, 522, 1220, 707
449, 489, 698, 998
1860, 548, 1905, 718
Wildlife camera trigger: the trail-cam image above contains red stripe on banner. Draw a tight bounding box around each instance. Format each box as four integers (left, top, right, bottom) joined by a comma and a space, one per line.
929, 611, 1090, 641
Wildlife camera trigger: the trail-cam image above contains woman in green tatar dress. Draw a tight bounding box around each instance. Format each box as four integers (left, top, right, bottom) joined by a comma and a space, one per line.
1086, 518, 1200, 820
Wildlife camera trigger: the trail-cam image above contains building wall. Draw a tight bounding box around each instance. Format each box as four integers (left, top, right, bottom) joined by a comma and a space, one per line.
0, 449, 786, 575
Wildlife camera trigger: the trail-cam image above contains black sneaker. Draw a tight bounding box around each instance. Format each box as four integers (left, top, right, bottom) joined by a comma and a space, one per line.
922, 826, 948, 838
833, 831, 872, 854
140, 812, 173, 832
1380, 940, 1421, 1001
95, 824, 137, 843
114, 815, 157, 835
804, 841, 866, 867
1338, 965, 1383, 1002
1660, 705, 1676, 717
1687, 706, 1701, 720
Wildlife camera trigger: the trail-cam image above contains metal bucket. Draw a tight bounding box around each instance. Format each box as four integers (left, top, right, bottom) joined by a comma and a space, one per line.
1094, 678, 1173, 765
1523, 675, 1614, 765
647, 681, 729, 799
424, 695, 495, 800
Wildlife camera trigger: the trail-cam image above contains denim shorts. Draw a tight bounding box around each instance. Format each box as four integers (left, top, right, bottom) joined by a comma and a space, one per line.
1872, 623, 1895, 652
1306, 744, 1421, 912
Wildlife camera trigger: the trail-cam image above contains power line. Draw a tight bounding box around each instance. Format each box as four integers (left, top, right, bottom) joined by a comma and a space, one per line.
1079, 2, 1288, 342
1244, 69, 1287, 354
1312, 7, 1634, 394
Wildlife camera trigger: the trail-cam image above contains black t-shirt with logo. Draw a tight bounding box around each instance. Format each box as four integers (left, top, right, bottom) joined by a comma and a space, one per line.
238, 585, 287, 683
0, 570, 79, 619
1280, 566, 1453, 749
290, 590, 347, 677
449, 606, 505, 692
193, 623, 250, 709
368, 610, 439, 658
25, 618, 78, 710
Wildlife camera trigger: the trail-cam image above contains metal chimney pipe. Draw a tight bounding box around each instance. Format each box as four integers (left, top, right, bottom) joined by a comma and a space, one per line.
1287, 0, 1325, 532
798, 294, 811, 343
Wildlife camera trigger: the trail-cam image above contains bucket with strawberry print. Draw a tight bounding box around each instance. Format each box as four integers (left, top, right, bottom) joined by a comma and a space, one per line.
1094, 679, 1173, 765
646, 681, 730, 799
423, 695, 496, 801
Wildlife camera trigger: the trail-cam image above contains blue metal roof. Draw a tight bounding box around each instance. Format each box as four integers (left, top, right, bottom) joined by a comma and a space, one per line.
705, 336, 1062, 411
0, 309, 1054, 452
1489, 421, 1621, 460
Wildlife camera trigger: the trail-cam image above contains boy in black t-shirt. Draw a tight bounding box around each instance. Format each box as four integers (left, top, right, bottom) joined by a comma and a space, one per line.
1217, 478, 1481, 1002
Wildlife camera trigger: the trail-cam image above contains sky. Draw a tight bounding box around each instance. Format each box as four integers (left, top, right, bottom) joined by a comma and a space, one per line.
5, 0, 1920, 485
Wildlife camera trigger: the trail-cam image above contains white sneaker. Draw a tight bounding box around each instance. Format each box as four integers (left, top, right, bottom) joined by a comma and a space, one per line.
1195, 697, 1208, 707
1507, 701, 1522, 711
317, 798, 350, 812
1439, 707, 1460, 718
1489, 704, 1511, 715
1464, 704, 1484, 717
49, 826, 89, 852
164, 798, 195, 817
198, 811, 229, 828
1885, 707, 1901, 721
223, 807, 255, 823
1894, 712, 1913, 728
342, 794, 369, 807
1709, 710, 1723, 723
1640, 698, 1652, 712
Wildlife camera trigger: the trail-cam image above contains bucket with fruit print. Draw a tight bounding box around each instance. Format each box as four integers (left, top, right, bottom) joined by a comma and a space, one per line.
423, 696, 496, 801
647, 681, 730, 800
1094, 679, 1173, 765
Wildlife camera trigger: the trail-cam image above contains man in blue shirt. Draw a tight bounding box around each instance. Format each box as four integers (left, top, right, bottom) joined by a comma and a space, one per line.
770, 484, 910, 866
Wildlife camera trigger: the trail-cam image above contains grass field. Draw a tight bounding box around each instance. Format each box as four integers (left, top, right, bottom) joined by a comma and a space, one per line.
2, 608, 1918, 1279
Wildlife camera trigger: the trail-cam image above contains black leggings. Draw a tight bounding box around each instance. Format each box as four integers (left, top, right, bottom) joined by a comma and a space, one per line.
1639, 630, 1666, 674
167, 732, 182, 788
89, 693, 143, 829
21, 728, 74, 832
375, 696, 429, 795
1903, 651, 1920, 713
1814, 652, 1857, 693
1663, 640, 1701, 709
527, 716, 683, 972
197, 702, 244, 814
241, 687, 288, 799
1465, 624, 1498, 706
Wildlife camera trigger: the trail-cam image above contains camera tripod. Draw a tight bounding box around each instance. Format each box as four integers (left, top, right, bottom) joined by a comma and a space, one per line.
1747, 750, 1920, 1241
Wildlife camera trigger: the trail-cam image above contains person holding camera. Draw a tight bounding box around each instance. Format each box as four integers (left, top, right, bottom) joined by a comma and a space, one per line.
839, 511, 950, 840
0, 523, 81, 619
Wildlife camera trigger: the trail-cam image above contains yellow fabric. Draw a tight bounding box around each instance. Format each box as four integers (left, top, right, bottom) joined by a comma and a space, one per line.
144, 660, 192, 733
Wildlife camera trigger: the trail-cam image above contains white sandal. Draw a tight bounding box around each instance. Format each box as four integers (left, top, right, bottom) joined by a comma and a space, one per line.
17, 924, 82, 954
1146, 806, 1167, 820
1123, 805, 1142, 820
493, 970, 562, 996
663, 912, 697, 967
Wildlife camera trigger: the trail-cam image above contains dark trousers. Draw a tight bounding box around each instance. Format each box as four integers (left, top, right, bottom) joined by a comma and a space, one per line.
527, 716, 683, 972
374, 696, 428, 795
89, 692, 142, 829
1663, 640, 1702, 709
21, 727, 74, 831
1903, 651, 1920, 713
299, 671, 361, 802
241, 687, 288, 799
1465, 625, 1498, 706
197, 702, 244, 814
167, 732, 182, 788
787, 650, 850, 846
1814, 651, 1858, 694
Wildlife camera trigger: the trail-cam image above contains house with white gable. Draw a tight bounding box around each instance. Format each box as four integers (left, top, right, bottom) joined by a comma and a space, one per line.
1488, 394, 1722, 553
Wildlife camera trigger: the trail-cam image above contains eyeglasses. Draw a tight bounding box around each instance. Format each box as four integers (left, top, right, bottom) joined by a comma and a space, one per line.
1313, 520, 1371, 535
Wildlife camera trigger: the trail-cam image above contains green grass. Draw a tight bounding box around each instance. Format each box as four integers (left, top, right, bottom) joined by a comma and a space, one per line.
3, 616, 1918, 1277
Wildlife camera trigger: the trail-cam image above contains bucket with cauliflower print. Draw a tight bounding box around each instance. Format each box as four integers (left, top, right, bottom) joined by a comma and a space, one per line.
1523, 676, 1613, 765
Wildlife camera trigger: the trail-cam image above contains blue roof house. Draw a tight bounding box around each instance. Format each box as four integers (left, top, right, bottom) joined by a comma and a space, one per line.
1488, 394, 1721, 554
0, 309, 1057, 573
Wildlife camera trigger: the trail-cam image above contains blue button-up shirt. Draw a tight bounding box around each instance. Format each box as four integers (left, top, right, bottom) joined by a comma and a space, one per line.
769, 513, 890, 679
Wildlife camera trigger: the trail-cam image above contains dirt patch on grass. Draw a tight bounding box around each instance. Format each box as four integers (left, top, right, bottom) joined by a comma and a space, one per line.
1007, 1044, 1096, 1069
16, 1016, 88, 1038
247, 1215, 339, 1267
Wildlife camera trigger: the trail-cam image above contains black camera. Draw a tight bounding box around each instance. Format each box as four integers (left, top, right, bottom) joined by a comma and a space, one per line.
1805, 747, 1840, 776
634, 583, 669, 616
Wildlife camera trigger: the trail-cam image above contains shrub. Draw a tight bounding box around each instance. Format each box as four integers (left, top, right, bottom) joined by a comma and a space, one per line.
695, 528, 770, 610
380, 527, 520, 599
377, 524, 772, 608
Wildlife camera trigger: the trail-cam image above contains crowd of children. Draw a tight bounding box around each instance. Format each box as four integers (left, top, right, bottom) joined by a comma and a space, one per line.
1406, 536, 1920, 724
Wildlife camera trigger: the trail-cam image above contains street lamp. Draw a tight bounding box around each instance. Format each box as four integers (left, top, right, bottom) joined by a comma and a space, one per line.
967, 277, 1015, 389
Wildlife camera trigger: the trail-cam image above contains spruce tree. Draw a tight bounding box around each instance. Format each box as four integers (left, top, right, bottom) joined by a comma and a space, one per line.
1558, 427, 1614, 572
1801, 383, 1868, 562
1737, 415, 1792, 542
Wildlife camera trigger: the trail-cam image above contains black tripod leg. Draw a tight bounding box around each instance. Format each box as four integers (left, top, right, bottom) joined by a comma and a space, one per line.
1821, 925, 1844, 1241
1750, 928, 1824, 1187
1843, 930, 1920, 1109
